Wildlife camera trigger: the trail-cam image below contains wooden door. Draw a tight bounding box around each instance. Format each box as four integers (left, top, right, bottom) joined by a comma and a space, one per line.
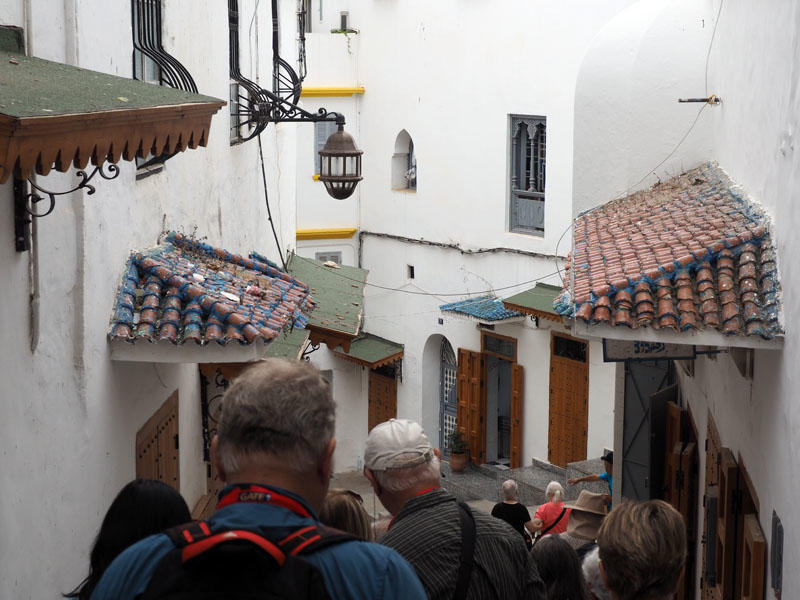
368, 371, 397, 431
510, 363, 524, 469
663, 400, 685, 505
548, 334, 588, 468
457, 348, 486, 464
136, 390, 180, 491
702, 414, 723, 600
715, 448, 739, 600
741, 514, 766, 600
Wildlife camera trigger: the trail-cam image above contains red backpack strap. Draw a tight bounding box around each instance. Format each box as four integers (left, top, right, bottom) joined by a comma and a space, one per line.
162, 520, 213, 548
277, 524, 358, 556
181, 530, 286, 565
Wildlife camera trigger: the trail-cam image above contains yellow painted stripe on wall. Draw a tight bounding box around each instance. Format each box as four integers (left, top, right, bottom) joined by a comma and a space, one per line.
300, 87, 365, 97
296, 228, 358, 240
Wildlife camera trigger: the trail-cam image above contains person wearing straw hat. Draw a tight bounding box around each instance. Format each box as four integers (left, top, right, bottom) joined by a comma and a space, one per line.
558, 490, 608, 558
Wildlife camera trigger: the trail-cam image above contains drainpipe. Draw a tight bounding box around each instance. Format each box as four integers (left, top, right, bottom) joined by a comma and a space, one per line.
23, 0, 39, 352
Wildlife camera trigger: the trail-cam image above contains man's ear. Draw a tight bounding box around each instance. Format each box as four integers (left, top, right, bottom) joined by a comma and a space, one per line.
211, 435, 228, 483
318, 437, 336, 484
599, 557, 615, 598
364, 467, 382, 496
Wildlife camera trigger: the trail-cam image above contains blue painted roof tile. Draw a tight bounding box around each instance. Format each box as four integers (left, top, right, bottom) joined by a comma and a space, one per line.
440, 295, 523, 322
109, 232, 315, 345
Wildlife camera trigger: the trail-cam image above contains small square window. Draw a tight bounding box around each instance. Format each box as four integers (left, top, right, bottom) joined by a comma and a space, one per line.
315, 251, 343, 264
407, 265, 415, 279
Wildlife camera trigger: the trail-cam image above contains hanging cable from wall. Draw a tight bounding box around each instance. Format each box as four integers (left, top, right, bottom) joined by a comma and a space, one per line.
258, 134, 287, 271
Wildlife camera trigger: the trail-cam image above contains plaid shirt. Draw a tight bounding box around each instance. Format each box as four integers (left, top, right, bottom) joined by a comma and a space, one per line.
381, 488, 546, 600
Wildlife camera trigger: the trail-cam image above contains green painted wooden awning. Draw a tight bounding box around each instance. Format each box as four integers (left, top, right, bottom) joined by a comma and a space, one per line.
334, 333, 403, 368
502, 283, 563, 322
263, 326, 310, 360
286, 253, 367, 352
0, 42, 225, 183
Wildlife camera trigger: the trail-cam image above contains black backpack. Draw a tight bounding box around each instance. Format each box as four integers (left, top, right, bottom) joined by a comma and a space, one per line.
138, 520, 357, 599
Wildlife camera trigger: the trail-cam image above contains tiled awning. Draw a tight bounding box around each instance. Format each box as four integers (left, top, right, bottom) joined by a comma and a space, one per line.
109, 233, 315, 363
334, 333, 403, 369
285, 253, 367, 353
440, 295, 524, 324
555, 163, 783, 349
0, 47, 224, 183
502, 283, 563, 323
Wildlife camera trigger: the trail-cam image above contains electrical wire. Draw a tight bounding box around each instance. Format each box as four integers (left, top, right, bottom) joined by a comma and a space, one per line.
553, 221, 573, 286
258, 133, 287, 270
626, 0, 724, 193
631, 102, 709, 190
292, 254, 562, 297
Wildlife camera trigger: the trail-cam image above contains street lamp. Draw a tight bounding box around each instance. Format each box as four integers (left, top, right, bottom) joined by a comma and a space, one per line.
228, 0, 364, 200
318, 120, 363, 200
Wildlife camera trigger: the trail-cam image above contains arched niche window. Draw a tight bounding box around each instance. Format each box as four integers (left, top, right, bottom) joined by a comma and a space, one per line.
392, 129, 417, 191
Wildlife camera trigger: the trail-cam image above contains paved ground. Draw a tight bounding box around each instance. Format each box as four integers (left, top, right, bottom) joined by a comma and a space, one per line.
330, 454, 611, 522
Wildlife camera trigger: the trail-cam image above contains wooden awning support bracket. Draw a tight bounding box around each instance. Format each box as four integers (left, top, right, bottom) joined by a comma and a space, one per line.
13, 162, 120, 252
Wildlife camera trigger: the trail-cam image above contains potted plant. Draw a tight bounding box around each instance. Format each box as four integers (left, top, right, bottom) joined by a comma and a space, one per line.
447, 429, 469, 473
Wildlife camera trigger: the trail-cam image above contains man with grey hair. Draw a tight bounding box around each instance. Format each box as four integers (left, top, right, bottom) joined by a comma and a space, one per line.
92, 359, 425, 600
490, 479, 536, 547
363, 419, 546, 600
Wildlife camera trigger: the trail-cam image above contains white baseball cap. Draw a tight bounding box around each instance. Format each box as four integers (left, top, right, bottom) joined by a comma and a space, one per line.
364, 418, 434, 471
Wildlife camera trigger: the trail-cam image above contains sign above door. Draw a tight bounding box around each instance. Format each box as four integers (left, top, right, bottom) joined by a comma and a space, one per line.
602, 339, 696, 362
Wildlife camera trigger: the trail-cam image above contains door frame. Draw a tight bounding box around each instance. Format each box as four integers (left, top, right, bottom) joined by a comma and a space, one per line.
457, 333, 524, 468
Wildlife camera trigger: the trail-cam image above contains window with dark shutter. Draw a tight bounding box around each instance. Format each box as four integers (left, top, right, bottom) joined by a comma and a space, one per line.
509, 115, 546, 235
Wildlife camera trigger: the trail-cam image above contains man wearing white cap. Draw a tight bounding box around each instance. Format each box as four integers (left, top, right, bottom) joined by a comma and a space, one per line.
363, 418, 546, 600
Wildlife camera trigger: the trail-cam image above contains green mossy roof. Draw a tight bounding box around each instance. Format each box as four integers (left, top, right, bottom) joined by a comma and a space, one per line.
503, 283, 561, 315
263, 326, 310, 360
0, 50, 222, 119
337, 333, 403, 366
286, 253, 367, 336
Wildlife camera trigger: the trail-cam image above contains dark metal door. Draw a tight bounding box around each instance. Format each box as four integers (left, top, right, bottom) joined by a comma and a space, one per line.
439, 339, 458, 457
621, 360, 672, 500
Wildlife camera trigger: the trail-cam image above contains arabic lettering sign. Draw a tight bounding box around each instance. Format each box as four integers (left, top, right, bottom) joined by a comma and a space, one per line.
602, 339, 696, 362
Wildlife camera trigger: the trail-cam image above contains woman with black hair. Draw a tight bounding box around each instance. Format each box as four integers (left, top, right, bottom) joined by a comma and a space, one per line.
65, 479, 191, 600
530, 534, 590, 600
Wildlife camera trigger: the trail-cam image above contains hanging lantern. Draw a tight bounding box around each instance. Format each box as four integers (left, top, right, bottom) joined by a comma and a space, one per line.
318, 124, 363, 200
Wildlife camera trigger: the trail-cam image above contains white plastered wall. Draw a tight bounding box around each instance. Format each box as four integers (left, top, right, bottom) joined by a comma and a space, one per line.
573, 0, 800, 595
0, 0, 301, 597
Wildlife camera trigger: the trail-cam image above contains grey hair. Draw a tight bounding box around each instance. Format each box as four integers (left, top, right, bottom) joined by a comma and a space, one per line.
546, 481, 564, 504
216, 359, 335, 475
582, 546, 612, 600
372, 455, 440, 493
502, 479, 519, 501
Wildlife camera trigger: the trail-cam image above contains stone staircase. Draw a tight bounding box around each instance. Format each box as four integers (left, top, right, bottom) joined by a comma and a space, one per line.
442, 455, 610, 512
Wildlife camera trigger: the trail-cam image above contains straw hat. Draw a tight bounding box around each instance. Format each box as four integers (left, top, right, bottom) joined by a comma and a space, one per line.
563, 490, 608, 540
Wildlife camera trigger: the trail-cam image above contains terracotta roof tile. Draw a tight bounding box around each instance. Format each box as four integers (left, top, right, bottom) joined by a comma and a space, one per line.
109, 233, 314, 345
555, 163, 782, 339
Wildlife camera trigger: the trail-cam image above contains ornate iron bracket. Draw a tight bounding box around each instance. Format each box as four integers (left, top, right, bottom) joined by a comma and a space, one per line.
229, 0, 345, 142
13, 163, 121, 252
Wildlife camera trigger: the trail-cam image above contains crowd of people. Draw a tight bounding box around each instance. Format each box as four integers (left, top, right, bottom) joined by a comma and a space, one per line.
67, 358, 688, 600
